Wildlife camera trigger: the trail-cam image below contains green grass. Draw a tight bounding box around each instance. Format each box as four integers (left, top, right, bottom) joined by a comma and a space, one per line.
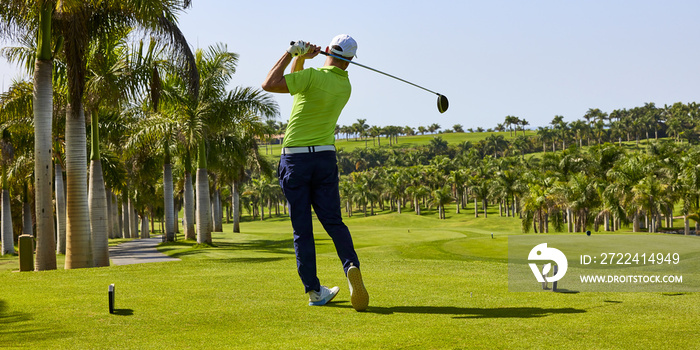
1, 209, 698, 349
259, 130, 530, 156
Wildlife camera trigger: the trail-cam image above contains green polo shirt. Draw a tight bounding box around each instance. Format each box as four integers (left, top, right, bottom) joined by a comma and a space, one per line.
282, 66, 351, 148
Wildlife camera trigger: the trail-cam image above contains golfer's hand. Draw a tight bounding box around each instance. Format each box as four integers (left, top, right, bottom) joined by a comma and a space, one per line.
301, 44, 321, 59
287, 40, 309, 57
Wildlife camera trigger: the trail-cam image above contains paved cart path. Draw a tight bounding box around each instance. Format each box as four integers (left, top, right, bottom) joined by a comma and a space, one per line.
109, 236, 181, 266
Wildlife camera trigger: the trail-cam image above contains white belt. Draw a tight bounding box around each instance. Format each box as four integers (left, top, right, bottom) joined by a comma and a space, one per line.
281, 145, 336, 155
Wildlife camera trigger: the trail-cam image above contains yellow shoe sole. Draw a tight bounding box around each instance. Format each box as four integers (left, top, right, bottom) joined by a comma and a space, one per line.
347, 266, 369, 311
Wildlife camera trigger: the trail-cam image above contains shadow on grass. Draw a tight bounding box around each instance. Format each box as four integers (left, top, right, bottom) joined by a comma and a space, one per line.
160, 239, 295, 259
0, 300, 31, 324
207, 257, 287, 264
112, 309, 134, 316
0, 300, 61, 343
327, 303, 586, 319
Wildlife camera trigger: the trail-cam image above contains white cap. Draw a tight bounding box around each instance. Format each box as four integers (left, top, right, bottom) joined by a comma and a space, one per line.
329, 34, 357, 58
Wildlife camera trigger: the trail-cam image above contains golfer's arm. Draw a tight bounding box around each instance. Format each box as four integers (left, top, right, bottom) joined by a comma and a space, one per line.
291, 56, 306, 73
262, 52, 292, 93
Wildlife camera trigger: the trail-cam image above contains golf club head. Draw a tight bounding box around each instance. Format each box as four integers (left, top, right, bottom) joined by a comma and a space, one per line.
437, 94, 449, 113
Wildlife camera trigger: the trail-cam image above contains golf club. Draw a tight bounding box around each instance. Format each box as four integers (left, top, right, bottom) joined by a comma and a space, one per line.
293, 43, 448, 113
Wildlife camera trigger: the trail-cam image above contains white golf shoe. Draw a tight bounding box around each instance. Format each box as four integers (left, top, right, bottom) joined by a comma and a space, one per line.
347, 266, 369, 311
308, 286, 340, 306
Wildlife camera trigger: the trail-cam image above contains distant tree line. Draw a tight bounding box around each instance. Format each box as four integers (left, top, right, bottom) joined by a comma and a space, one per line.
242, 101, 700, 235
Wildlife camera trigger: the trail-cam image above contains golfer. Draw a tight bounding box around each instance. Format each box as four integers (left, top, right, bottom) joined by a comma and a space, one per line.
262, 35, 369, 311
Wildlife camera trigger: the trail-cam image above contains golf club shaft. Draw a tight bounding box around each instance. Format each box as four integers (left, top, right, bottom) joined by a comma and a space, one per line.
318, 51, 441, 96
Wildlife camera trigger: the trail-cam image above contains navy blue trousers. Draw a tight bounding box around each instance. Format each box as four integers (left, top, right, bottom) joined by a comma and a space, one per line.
278, 151, 360, 293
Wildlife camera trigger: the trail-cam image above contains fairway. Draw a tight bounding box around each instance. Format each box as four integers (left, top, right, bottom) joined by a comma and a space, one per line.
1, 211, 698, 349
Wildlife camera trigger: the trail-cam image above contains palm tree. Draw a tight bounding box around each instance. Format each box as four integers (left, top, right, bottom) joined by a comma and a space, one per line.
54, 141, 66, 253
151, 44, 276, 240
53, 0, 198, 269
631, 174, 667, 233
386, 169, 409, 213
368, 125, 382, 147
484, 134, 507, 158
504, 115, 518, 136
0, 0, 57, 268
557, 173, 599, 232
1, 166, 13, 255
551, 115, 569, 149
519, 118, 530, 136
0, 82, 30, 255
83, 32, 134, 267
448, 169, 468, 214
339, 178, 354, 217
428, 123, 441, 134
470, 158, 494, 218
678, 149, 700, 235
430, 186, 452, 219
520, 171, 554, 233
536, 127, 552, 153
607, 154, 654, 232
428, 136, 449, 156
583, 108, 607, 145
34, 1, 56, 270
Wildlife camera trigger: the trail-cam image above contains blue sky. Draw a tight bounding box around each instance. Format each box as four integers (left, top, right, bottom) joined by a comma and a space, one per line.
1, 0, 699, 130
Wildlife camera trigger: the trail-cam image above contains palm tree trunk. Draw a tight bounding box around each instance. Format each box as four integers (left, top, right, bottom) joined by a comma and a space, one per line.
604, 213, 610, 232
106, 188, 113, 239
259, 198, 264, 221
34, 56, 56, 270
533, 214, 538, 233
23, 196, 33, 237
129, 198, 138, 238
175, 201, 181, 234
1, 188, 14, 255
474, 197, 478, 218
112, 192, 120, 238
55, 162, 66, 254
65, 105, 92, 269
89, 160, 110, 267
214, 189, 223, 232
226, 199, 231, 224
211, 199, 217, 229
232, 181, 240, 233
88, 106, 109, 267
184, 172, 195, 239
219, 193, 225, 228
141, 214, 149, 238
163, 163, 175, 241
684, 215, 690, 235
196, 168, 211, 244
539, 211, 545, 233
133, 207, 139, 238
122, 197, 129, 238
